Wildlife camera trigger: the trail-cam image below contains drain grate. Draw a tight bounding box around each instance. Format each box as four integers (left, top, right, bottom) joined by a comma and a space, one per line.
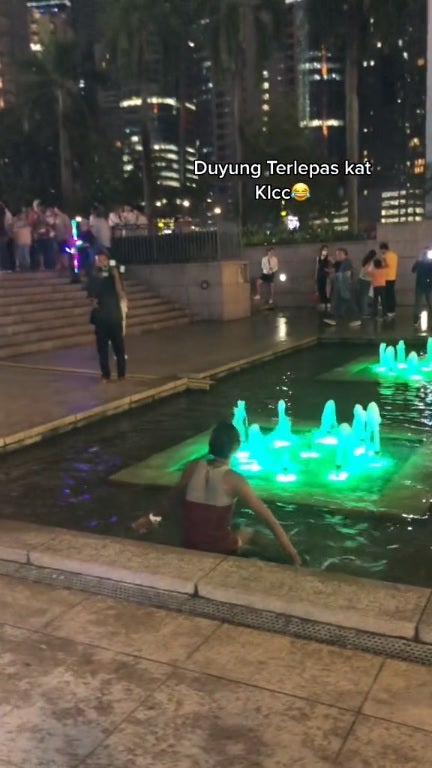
1, 559, 432, 666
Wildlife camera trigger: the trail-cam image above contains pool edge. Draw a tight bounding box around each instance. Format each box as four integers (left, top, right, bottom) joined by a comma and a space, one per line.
0, 519, 431, 662
0, 336, 317, 453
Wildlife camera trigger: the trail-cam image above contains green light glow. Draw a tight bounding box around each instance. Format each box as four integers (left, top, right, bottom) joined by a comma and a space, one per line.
111, 422, 429, 516
230, 428, 391, 489
318, 338, 432, 385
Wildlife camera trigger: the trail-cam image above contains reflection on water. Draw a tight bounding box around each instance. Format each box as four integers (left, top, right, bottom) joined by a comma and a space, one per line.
1, 345, 432, 588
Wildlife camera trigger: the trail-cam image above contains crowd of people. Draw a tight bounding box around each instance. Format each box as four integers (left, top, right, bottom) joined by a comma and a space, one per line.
0, 200, 74, 272
316, 242, 397, 328
315, 241, 432, 328
0, 201, 148, 273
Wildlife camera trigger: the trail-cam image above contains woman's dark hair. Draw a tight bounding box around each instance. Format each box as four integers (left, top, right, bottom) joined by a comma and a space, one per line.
208, 421, 240, 459
362, 249, 376, 267
319, 244, 328, 254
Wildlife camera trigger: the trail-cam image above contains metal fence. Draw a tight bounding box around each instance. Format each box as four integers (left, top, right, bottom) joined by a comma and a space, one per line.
111, 222, 241, 265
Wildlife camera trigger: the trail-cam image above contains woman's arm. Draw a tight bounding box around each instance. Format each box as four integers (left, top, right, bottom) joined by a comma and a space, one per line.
233, 475, 301, 565
133, 462, 198, 533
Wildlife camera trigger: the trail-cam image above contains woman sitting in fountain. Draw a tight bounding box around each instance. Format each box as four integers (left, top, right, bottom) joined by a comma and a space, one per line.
133, 421, 301, 565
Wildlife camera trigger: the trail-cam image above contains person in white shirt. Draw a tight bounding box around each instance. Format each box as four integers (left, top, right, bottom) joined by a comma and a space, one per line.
108, 208, 122, 228
254, 246, 279, 304
90, 205, 111, 250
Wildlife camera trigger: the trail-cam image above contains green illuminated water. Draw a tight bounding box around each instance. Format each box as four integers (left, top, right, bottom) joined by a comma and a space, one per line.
1, 344, 432, 587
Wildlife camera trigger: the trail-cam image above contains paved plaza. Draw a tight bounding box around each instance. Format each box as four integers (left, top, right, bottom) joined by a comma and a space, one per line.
0, 576, 431, 767
0, 307, 423, 450
1, 307, 431, 766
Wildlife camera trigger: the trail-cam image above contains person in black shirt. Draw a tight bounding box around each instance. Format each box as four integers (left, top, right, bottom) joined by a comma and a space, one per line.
412, 249, 432, 327
315, 244, 331, 310
87, 250, 127, 382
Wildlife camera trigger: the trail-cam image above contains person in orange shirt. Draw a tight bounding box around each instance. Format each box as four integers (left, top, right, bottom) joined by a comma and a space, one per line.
379, 241, 398, 318
368, 256, 387, 318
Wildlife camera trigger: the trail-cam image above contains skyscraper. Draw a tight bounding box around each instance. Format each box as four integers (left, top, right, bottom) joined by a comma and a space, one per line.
359, 5, 427, 224
426, 0, 432, 216
26, 0, 72, 50
0, 0, 29, 108
207, 0, 305, 216
119, 95, 198, 198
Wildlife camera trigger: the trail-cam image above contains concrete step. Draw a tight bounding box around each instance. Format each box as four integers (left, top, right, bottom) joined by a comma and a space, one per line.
0, 315, 190, 359
0, 295, 185, 323
0, 272, 191, 358
0, 308, 190, 346
0, 289, 162, 310
0, 282, 82, 296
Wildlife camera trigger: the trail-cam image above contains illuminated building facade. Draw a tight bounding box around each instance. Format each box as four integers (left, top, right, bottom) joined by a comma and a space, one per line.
298, 48, 345, 160
0, 0, 29, 108
359, 5, 427, 224
119, 96, 197, 200
26, 0, 72, 51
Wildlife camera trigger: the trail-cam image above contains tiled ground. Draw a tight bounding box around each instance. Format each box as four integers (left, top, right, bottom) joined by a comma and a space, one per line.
1, 576, 431, 767
0, 306, 424, 447
0, 311, 317, 446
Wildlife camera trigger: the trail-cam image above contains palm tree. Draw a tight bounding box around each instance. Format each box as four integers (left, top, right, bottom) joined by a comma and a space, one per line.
17, 38, 85, 212
102, 0, 195, 226
306, 0, 415, 233
202, 0, 286, 223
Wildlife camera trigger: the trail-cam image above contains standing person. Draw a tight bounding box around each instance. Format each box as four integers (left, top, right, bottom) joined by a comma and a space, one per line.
90, 205, 111, 252
368, 256, 387, 318
87, 250, 127, 383
0, 202, 12, 271
315, 244, 331, 310
412, 248, 432, 327
324, 248, 361, 327
12, 208, 32, 270
53, 206, 73, 271
133, 421, 301, 565
33, 204, 55, 270
254, 246, 279, 304
357, 249, 376, 318
379, 241, 398, 318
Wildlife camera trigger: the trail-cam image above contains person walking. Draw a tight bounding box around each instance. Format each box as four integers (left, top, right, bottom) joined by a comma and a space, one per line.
412, 248, 432, 327
324, 248, 361, 327
254, 246, 279, 304
87, 250, 127, 383
379, 241, 398, 318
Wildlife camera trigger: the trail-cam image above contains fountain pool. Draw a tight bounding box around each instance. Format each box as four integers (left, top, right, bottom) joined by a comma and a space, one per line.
111, 397, 429, 517
2, 343, 432, 587
318, 337, 432, 384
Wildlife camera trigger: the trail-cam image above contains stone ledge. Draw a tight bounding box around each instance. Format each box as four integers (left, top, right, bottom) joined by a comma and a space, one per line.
418, 595, 432, 644
0, 379, 189, 452
0, 519, 430, 644
0, 520, 64, 563
196, 558, 430, 640
27, 528, 224, 595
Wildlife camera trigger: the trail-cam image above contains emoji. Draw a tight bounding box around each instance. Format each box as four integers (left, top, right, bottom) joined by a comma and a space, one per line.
291, 183, 310, 202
